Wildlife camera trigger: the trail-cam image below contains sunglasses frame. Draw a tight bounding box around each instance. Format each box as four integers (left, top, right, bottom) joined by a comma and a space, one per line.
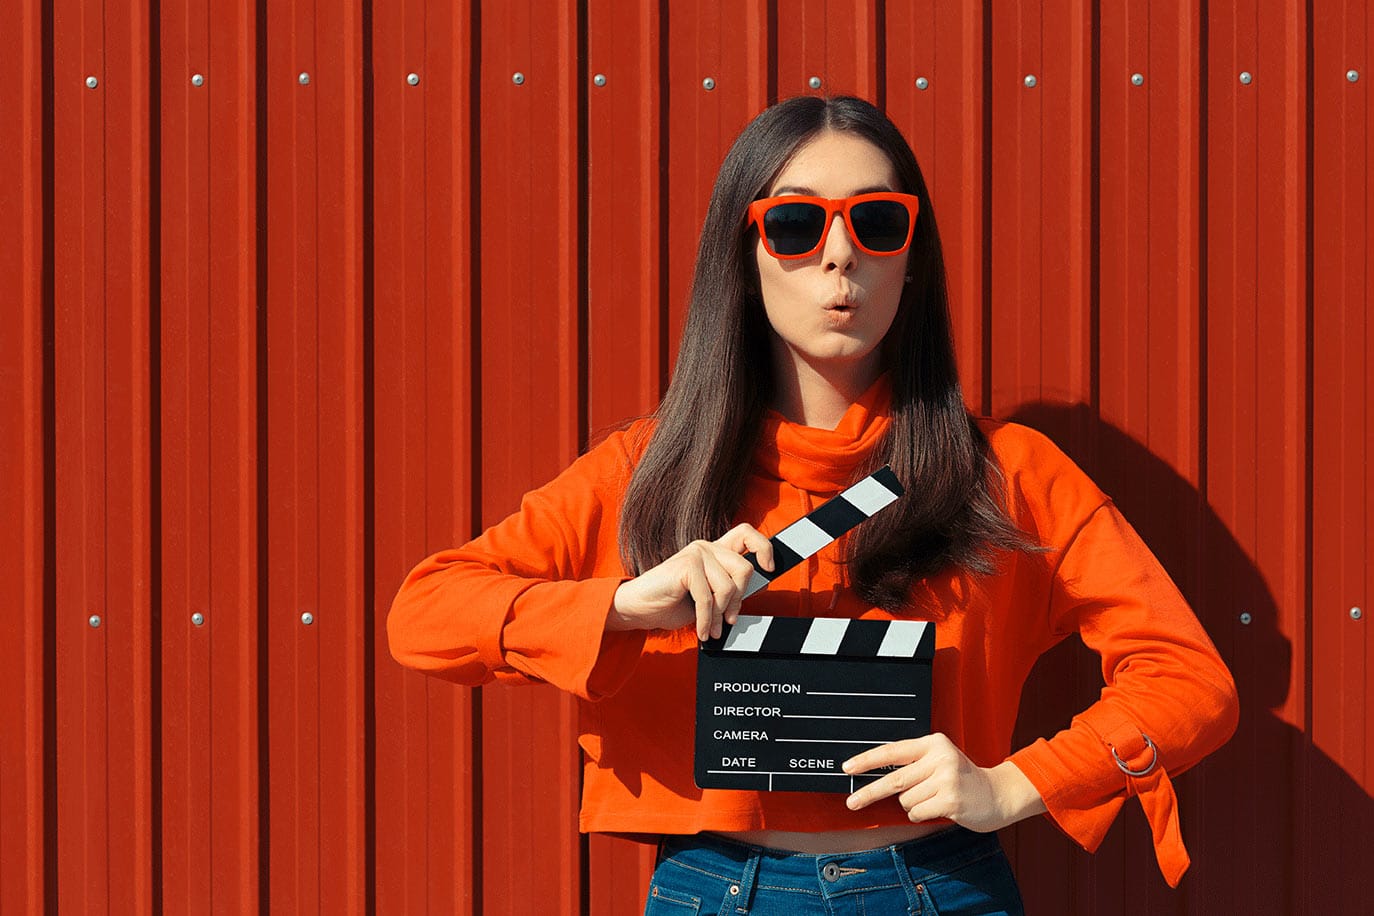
746, 191, 921, 260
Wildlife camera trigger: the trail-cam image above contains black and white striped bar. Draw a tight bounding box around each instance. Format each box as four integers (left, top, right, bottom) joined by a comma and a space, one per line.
696, 616, 935, 794
742, 466, 903, 598
714, 614, 934, 660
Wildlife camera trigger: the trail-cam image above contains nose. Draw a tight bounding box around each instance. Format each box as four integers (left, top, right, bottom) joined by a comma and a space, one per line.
821, 212, 857, 273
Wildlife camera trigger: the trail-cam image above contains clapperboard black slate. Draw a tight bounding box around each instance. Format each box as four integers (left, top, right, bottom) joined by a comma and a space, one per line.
693, 466, 937, 793
696, 615, 935, 793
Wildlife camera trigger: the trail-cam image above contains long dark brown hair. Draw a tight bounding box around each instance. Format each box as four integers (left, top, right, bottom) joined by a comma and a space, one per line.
618, 96, 1034, 611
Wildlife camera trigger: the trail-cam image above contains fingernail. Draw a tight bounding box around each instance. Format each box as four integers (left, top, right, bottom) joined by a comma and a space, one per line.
845, 795, 859, 809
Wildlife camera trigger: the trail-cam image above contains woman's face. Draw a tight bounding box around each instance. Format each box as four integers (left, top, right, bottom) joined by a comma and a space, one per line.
753, 130, 908, 393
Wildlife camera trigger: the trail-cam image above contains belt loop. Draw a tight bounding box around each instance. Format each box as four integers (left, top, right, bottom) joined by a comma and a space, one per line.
730, 846, 762, 914
892, 842, 923, 909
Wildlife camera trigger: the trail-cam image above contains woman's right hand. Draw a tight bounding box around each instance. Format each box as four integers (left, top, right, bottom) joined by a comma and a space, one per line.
608, 524, 775, 641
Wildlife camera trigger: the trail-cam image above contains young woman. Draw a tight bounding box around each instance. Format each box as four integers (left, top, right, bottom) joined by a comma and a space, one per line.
388, 96, 1238, 914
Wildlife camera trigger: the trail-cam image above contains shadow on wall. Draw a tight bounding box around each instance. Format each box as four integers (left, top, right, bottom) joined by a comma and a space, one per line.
1000, 402, 1369, 916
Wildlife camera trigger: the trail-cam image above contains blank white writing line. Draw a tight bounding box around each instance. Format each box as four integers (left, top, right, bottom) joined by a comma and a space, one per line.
807, 691, 917, 697
782, 715, 916, 721
774, 738, 887, 744
706, 770, 852, 777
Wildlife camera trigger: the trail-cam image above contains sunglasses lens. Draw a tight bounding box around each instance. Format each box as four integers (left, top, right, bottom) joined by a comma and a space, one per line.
850, 200, 912, 252
762, 202, 828, 255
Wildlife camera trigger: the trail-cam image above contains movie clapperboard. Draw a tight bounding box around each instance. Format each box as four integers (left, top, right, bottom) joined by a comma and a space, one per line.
694, 467, 937, 793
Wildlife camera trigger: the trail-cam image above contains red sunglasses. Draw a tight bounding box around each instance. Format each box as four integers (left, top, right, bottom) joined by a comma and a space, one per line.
746, 192, 921, 260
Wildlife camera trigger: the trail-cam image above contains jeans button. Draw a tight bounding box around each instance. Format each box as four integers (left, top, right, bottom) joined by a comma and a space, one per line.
822, 862, 841, 881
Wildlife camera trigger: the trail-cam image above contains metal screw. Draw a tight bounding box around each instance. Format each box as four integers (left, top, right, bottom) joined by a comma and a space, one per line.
1024, 74, 1038, 88
1348, 70, 1360, 83
1239, 612, 1252, 625
512, 72, 525, 85
1239, 71, 1252, 84
298, 72, 310, 86
702, 77, 715, 90
593, 73, 606, 87
808, 76, 822, 89
88, 615, 101, 628
915, 77, 929, 90
85, 76, 98, 89
301, 612, 315, 626
191, 73, 205, 87
192, 612, 205, 626
1131, 73, 1144, 86
1352, 607, 1364, 621
406, 72, 419, 86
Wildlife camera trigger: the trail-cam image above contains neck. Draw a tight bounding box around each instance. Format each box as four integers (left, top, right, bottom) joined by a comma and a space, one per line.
770, 352, 883, 429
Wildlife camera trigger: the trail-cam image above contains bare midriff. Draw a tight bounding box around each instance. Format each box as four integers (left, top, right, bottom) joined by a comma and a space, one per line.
712, 820, 950, 854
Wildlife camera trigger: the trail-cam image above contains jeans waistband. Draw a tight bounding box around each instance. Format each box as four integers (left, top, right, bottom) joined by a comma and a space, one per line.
657, 826, 1004, 897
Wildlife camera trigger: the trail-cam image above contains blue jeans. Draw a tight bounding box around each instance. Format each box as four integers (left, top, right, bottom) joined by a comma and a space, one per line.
645, 827, 1024, 915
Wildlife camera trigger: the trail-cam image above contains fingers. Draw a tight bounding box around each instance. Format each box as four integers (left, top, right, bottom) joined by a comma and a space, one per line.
840, 735, 1011, 832
697, 548, 743, 640
842, 738, 935, 811
670, 525, 776, 641
842, 737, 928, 778
684, 560, 716, 642
717, 523, 776, 573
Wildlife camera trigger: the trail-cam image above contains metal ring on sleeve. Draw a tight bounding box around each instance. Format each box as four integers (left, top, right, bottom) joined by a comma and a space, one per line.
1111, 733, 1158, 777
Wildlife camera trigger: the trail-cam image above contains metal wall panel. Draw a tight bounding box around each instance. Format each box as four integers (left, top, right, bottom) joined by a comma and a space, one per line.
156, 2, 262, 911
583, 1, 662, 908
51, 0, 157, 909
370, 0, 479, 911
1310, 2, 1372, 913
4, 1, 1371, 912
477, 0, 584, 911
886, 2, 990, 413
0, 0, 48, 911
263, 0, 368, 909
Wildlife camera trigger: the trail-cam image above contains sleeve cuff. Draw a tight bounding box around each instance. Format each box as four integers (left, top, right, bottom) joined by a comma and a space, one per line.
1010, 719, 1192, 887
492, 576, 648, 701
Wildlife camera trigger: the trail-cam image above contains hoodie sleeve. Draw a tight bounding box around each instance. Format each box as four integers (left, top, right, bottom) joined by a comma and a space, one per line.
1007, 498, 1239, 886
386, 428, 649, 701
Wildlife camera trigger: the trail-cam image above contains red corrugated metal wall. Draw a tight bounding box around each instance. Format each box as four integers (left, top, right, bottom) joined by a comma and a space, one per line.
2, 1, 1370, 912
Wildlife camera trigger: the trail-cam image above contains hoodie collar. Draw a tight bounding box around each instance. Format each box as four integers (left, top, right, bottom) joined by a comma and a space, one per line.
754, 373, 893, 493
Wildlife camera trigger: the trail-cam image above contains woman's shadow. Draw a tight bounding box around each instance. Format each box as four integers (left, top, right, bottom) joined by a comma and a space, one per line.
1000, 402, 1370, 915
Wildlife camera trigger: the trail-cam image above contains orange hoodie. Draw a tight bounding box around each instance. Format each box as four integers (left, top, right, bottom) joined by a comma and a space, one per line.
387, 378, 1238, 887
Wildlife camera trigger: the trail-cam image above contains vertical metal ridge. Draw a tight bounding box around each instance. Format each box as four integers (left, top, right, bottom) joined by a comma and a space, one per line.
1195, 0, 1209, 531
575, 0, 589, 458
465, 2, 483, 908
656, 0, 671, 398
980, 0, 993, 417
146, 0, 164, 904
359, 0, 377, 909
1298, 2, 1316, 912
1298, 0, 1315, 778
873, 0, 887, 109
1086, 0, 1100, 419
253, 0, 272, 906
766, 0, 778, 104
41, 0, 58, 900
575, 0, 591, 908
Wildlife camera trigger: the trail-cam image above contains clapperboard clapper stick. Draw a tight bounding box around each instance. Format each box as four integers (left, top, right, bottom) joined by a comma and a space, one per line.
694, 466, 938, 793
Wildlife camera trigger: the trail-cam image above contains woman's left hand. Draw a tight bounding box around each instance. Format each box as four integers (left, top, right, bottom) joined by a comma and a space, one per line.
842, 733, 1046, 833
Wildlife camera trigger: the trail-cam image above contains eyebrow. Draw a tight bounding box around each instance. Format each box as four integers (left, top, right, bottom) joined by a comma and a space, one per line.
770, 183, 895, 197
